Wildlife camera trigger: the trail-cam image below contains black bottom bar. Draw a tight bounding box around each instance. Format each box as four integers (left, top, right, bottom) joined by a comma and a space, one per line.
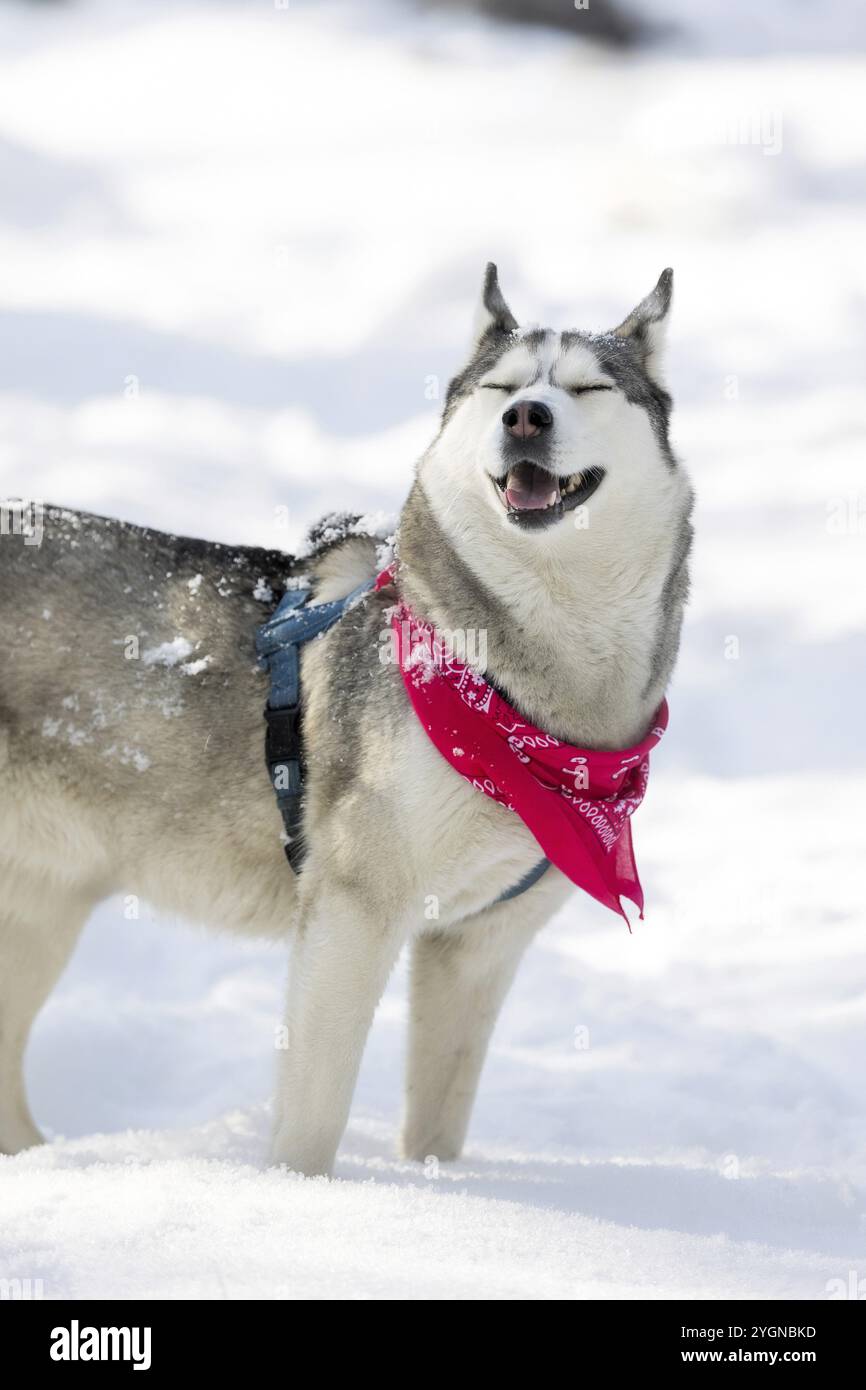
7, 1297, 863, 1374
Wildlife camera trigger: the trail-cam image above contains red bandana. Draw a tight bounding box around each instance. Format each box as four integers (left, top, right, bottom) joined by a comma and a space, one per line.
376, 566, 667, 922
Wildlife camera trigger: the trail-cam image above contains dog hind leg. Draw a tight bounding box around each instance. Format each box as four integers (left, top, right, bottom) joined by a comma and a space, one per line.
0, 862, 93, 1154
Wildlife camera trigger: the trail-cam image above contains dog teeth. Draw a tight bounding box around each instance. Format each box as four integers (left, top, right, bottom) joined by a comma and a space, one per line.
561, 474, 582, 496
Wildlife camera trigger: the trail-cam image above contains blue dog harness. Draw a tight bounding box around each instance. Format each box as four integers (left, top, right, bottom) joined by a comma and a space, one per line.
255, 576, 550, 905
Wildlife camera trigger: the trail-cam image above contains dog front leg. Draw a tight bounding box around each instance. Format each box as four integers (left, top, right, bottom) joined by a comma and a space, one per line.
271, 883, 405, 1177
401, 899, 554, 1163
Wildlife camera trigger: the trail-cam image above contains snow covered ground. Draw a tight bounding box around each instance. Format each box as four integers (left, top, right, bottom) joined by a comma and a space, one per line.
1, 0, 865, 1300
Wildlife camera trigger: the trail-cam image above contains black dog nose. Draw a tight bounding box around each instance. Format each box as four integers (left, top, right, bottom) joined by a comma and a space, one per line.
502, 400, 553, 440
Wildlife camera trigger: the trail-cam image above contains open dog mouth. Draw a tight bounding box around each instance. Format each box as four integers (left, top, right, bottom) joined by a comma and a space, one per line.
492, 461, 605, 528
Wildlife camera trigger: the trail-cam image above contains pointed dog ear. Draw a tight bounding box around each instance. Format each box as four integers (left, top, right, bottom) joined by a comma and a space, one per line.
611, 268, 673, 386
471, 262, 518, 347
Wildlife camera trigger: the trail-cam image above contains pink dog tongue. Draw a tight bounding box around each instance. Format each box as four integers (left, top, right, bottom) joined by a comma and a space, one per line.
505, 462, 559, 511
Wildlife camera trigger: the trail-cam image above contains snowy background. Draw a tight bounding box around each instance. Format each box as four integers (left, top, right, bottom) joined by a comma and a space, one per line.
1, 0, 865, 1300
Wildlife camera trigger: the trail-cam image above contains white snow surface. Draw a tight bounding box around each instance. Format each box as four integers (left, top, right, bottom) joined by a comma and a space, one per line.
1, 0, 865, 1301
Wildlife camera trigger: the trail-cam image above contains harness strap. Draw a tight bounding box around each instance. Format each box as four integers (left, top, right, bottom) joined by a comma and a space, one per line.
495, 856, 550, 903
255, 574, 549, 905
255, 576, 376, 869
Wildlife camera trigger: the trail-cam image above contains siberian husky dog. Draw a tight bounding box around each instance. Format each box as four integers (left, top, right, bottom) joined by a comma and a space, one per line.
0, 266, 693, 1175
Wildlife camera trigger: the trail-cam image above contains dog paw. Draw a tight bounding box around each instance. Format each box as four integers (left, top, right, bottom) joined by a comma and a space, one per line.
270, 1127, 335, 1178
399, 1130, 461, 1164
0, 1115, 45, 1156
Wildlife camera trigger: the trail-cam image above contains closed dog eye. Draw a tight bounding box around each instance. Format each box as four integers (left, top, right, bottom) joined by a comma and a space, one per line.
566, 384, 614, 396
481, 382, 521, 392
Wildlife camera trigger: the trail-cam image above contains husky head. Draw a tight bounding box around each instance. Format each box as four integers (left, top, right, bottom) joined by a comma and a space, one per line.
421, 263, 687, 549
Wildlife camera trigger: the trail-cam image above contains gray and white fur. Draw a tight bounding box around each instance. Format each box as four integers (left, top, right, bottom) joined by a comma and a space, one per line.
0, 266, 693, 1174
